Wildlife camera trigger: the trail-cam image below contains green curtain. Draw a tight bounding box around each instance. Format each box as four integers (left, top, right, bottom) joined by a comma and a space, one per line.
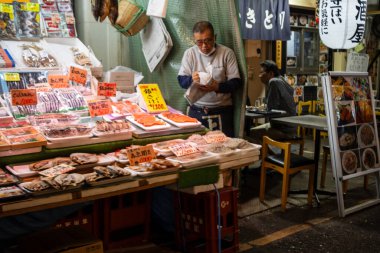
122, 0, 247, 137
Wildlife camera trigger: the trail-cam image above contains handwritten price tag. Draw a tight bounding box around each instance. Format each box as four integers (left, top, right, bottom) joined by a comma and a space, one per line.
48, 75, 69, 88
127, 145, 156, 165
4, 73, 20, 82
203, 133, 227, 144
169, 143, 199, 157
69, 66, 87, 85
98, 82, 117, 97
88, 100, 112, 117
139, 84, 168, 113
11, 89, 37, 106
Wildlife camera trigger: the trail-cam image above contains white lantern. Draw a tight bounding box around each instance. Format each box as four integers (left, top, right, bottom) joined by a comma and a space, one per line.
319, 0, 367, 49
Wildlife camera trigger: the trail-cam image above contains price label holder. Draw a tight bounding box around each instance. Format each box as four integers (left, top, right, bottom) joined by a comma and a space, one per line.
127, 145, 156, 165
11, 89, 37, 106
169, 143, 199, 157
48, 75, 69, 88
203, 133, 227, 144
69, 66, 87, 85
98, 82, 117, 97
88, 100, 112, 117
138, 84, 168, 113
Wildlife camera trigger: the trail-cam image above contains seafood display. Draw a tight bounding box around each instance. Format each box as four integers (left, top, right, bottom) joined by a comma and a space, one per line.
0, 168, 18, 186
128, 159, 180, 172
20, 43, 58, 68
0, 3, 17, 39
30, 157, 76, 171
160, 112, 198, 123
95, 120, 130, 133
0, 186, 25, 200
38, 163, 76, 177
14, 2, 41, 38
41, 124, 93, 138
70, 153, 98, 165
71, 47, 92, 66
0, 71, 48, 91
28, 113, 79, 126
130, 113, 166, 127
111, 101, 143, 115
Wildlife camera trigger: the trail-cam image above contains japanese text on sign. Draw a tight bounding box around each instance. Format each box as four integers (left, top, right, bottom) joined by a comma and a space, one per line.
98, 82, 117, 97
319, 0, 367, 49
203, 133, 227, 144
239, 0, 290, 40
88, 100, 112, 117
127, 145, 156, 165
11, 89, 37, 106
48, 75, 69, 88
69, 66, 87, 85
139, 84, 168, 113
169, 143, 199, 157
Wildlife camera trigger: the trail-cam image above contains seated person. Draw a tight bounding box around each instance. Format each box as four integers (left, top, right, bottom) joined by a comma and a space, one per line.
250, 60, 297, 145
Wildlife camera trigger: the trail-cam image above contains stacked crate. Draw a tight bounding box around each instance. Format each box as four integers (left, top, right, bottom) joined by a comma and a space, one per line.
101, 190, 152, 250
174, 187, 239, 253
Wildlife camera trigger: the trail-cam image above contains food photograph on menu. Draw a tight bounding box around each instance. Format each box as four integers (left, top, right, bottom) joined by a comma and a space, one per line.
360, 147, 378, 170
336, 101, 356, 126
330, 74, 379, 175
337, 125, 358, 151
340, 150, 359, 174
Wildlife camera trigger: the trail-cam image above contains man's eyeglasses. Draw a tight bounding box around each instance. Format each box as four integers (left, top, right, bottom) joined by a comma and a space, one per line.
195, 38, 214, 46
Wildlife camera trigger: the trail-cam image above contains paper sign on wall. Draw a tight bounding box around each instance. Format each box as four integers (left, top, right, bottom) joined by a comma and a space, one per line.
98, 82, 117, 97
88, 100, 112, 117
127, 145, 156, 165
69, 66, 87, 85
138, 84, 168, 113
48, 75, 69, 88
11, 89, 37, 106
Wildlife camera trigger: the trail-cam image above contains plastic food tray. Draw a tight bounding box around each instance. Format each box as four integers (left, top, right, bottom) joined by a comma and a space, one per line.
166, 152, 219, 168
126, 116, 171, 131
18, 182, 83, 197
157, 114, 201, 128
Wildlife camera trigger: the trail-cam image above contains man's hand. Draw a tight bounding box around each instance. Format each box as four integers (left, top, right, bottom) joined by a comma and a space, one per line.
199, 79, 219, 92
192, 72, 200, 84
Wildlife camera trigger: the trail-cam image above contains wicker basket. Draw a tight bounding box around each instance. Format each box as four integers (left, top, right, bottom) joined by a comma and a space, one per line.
114, 0, 149, 36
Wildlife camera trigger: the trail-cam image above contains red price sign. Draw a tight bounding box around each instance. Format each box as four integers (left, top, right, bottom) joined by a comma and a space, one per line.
48, 75, 69, 88
169, 143, 199, 157
11, 89, 37, 106
203, 133, 227, 144
88, 100, 112, 117
69, 66, 87, 85
97, 82, 117, 97
126, 145, 156, 165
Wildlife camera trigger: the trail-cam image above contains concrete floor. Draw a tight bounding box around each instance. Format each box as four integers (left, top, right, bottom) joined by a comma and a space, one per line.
238, 135, 380, 253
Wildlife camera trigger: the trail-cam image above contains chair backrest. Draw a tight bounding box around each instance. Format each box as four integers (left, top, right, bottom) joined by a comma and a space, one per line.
297, 101, 313, 115
262, 136, 292, 167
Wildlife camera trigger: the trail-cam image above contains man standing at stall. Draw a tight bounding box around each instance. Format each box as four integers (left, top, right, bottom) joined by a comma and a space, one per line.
251, 60, 297, 144
177, 21, 241, 137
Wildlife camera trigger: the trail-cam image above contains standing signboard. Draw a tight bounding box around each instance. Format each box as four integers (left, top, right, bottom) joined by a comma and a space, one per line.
322, 72, 380, 217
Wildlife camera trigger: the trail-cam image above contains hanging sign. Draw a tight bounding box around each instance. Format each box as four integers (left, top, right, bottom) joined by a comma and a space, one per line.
69, 66, 87, 85
239, 0, 290, 40
138, 84, 168, 113
319, 0, 367, 49
127, 145, 156, 165
97, 82, 117, 97
88, 100, 112, 117
48, 75, 69, 88
11, 89, 37, 106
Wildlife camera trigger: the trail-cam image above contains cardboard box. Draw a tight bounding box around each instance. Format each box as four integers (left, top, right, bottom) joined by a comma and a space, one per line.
6, 227, 103, 253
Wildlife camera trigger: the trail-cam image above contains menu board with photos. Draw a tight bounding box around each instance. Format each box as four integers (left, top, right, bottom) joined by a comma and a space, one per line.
322, 71, 380, 217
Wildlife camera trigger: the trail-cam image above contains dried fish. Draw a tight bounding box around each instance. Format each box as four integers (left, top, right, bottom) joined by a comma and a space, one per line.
71, 47, 92, 66
108, 0, 118, 25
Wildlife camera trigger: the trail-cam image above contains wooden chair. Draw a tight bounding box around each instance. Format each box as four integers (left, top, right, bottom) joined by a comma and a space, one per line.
259, 136, 315, 211
297, 101, 314, 136
320, 145, 368, 193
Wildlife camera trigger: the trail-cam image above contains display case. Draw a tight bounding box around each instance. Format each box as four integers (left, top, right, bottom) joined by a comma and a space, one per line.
286, 27, 319, 74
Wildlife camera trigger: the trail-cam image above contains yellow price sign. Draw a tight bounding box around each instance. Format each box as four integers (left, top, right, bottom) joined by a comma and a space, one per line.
139, 84, 168, 113
26, 2, 39, 12
4, 73, 20, 82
